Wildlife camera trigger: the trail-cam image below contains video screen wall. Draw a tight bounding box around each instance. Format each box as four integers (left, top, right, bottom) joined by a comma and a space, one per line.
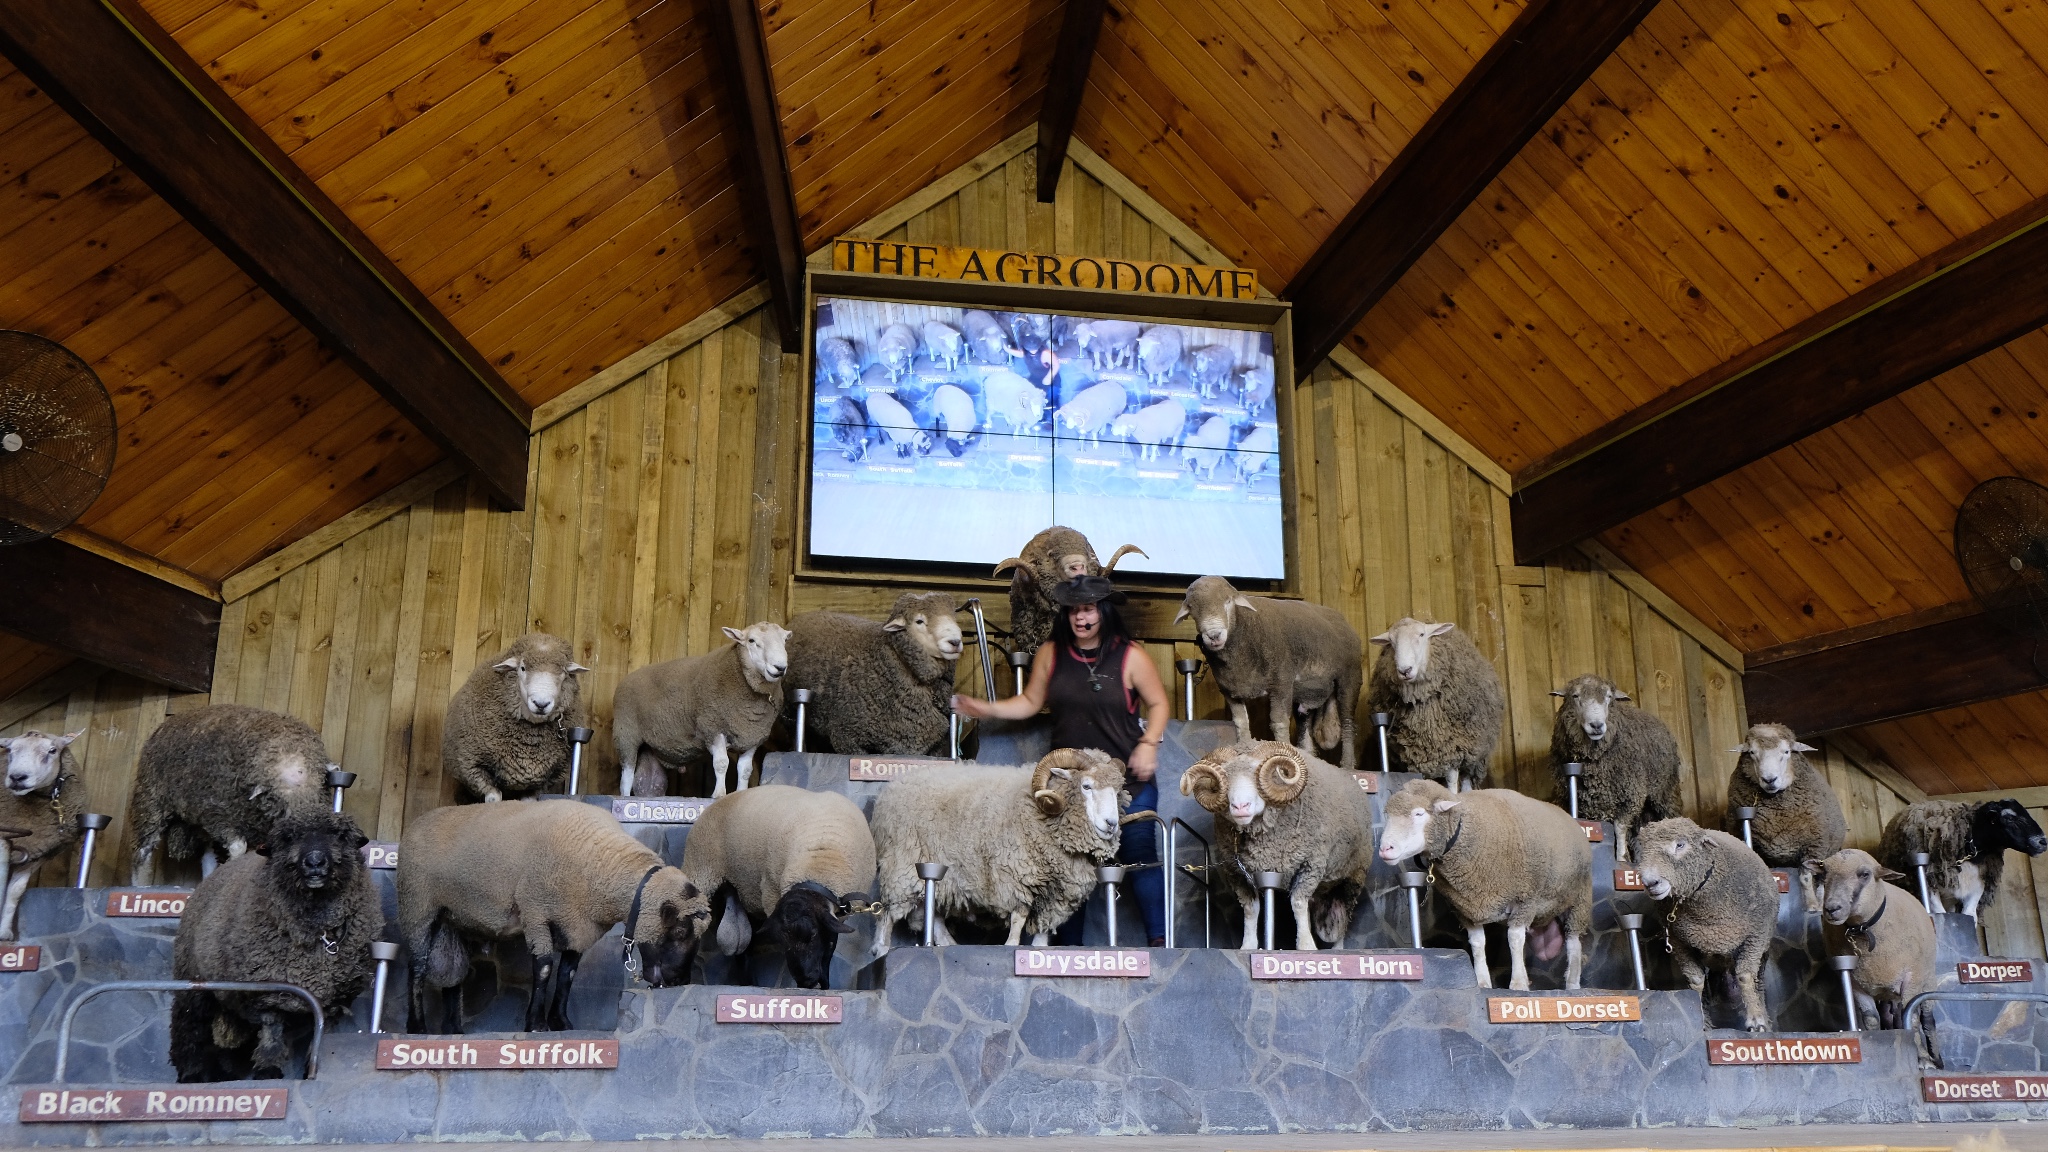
807, 296, 1283, 579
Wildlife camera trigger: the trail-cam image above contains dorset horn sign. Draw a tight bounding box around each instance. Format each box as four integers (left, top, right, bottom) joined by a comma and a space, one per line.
830, 239, 1259, 300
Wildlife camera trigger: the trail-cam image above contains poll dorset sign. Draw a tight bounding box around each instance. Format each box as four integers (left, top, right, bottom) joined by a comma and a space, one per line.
1013, 948, 1151, 977
105, 890, 187, 918
830, 239, 1259, 300
18, 1087, 288, 1123
611, 797, 707, 824
1487, 995, 1640, 1023
1249, 952, 1421, 981
376, 1039, 618, 1069
848, 756, 945, 782
1959, 959, 2035, 983
1923, 1074, 2048, 1101
716, 994, 843, 1023
1706, 1036, 1861, 1064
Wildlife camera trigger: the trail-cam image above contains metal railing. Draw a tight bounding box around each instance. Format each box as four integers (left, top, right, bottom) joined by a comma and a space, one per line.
1901, 989, 2048, 1068
55, 980, 326, 1081
962, 598, 997, 704
1107, 812, 1214, 948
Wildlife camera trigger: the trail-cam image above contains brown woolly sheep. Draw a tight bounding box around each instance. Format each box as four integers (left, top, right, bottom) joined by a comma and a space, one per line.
443, 632, 589, 802
994, 527, 1146, 654
1179, 576, 1364, 770
1723, 723, 1844, 911
1549, 674, 1682, 862
0, 730, 83, 940
786, 592, 963, 755
1635, 817, 1779, 1032
1365, 618, 1504, 789
614, 622, 790, 798
1806, 848, 1936, 1030
130, 704, 331, 885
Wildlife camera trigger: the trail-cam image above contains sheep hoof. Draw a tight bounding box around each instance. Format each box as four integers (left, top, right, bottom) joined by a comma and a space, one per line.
1746, 1023, 1768, 1034
0, 927, 13, 943
483, 791, 503, 803
1508, 979, 1531, 991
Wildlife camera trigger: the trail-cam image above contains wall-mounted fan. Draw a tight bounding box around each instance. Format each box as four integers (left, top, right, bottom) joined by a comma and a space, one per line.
1955, 476, 2048, 627
0, 331, 115, 546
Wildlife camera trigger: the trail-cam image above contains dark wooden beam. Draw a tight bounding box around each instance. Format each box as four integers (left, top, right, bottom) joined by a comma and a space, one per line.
1744, 607, 2047, 735
1035, 0, 1108, 203
0, 537, 219, 693
0, 0, 531, 508
1281, 0, 1662, 375
704, 0, 804, 352
1513, 195, 2048, 564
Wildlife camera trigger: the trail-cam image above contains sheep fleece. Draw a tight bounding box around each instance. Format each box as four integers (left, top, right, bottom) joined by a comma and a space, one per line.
684, 785, 877, 918
172, 845, 380, 1021
0, 760, 80, 867
1725, 749, 1845, 869
1364, 627, 1503, 784
132, 703, 329, 861
787, 602, 953, 755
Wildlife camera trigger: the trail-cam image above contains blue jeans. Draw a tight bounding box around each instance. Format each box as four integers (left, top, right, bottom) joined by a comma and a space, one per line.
1055, 780, 1168, 945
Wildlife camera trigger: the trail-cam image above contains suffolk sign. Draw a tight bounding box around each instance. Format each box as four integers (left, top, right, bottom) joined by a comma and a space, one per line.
830, 239, 1259, 300
376, 1039, 617, 1069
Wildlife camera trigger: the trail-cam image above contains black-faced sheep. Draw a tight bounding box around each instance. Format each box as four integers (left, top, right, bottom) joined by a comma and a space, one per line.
614, 621, 790, 799
1180, 740, 1374, 951
0, 730, 82, 940
868, 748, 1124, 955
994, 526, 1146, 655
398, 799, 711, 1033
170, 809, 378, 1081
683, 785, 876, 989
1723, 723, 1844, 911
130, 703, 331, 885
443, 632, 589, 803
1364, 618, 1504, 790
1548, 674, 1681, 862
1378, 779, 1592, 989
1634, 817, 1778, 1032
1806, 848, 1936, 1030
787, 591, 964, 756
1877, 798, 2048, 917
1178, 576, 1364, 770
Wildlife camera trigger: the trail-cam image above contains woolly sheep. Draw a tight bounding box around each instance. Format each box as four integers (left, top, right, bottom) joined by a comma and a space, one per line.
170, 809, 378, 1080
684, 785, 877, 988
1806, 848, 1936, 1030
130, 703, 331, 885
1179, 576, 1363, 770
877, 323, 918, 381
1724, 723, 1844, 911
1877, 798, 2048, 917
399, 799, 711, 1033
994, 526, 1146, 655
1057, 380, 1128, 443
869, 748, 1124, 955
817, 336, 859, 389
825, 396, 870, 462
1635, 817, 1778, 1032
1190, 345, 1235, 399
787, 591, 964, 755
929, 383, 978, 457
1379, 779, 1592, 989
1233, 424, 1277, 482
1182, 416, 1232, 480
867, 392, 932, 457
0, 730, 82, 940
922, 321, 963, 371
1239, 362, 1275, 416
1182, 740, 1374, 951
1074, 319, 1140, 370
1110, 399, 1186, 461
443, 632, 589, 803
1137, 325, 1183, 386
962, 310, 1013, 365
1548, 674, 1681, 862
615, 621, 790, 799
1364, 618, 1504, 790
982, 367, 1047, 431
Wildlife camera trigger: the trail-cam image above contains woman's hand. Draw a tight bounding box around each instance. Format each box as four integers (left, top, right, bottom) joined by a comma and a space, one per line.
1127, 740, 1158, 783
951, 693, 992, 720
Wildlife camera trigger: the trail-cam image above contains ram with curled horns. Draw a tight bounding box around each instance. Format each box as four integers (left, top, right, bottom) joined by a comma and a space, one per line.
993, 527, 1147, 654
1181, 740, 1375, 951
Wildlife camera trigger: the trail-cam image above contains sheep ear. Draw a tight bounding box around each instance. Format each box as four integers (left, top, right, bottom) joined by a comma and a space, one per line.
1046, 765, 1072, 779
1802, 858, 1826, 878
1792, 741, 1817, 752
566, 662, 590, 674
58, 730, 84, 746
348, 829, 368, 849
1369, 631, 1392, 646
1426, 622, 1455, 637
722, 626, 745, 643
494, 658, 520, 672
1612, 690, 1631, 701
1173, 604, 1190, 624
0, 738, 11, 751
1727, 746, 1748, 755
1879, 865, 1908, 883
1431, 798, 1461, 813
1231, 596, 1257, 612
1549, 690, 1566, 698
882, 617, 908, 633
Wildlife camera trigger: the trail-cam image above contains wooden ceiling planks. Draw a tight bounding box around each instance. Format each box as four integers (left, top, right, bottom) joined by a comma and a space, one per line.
1855, 692, 2048, 796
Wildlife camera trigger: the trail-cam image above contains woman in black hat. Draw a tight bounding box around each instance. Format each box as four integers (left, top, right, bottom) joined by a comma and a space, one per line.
954, 574, 1171, 945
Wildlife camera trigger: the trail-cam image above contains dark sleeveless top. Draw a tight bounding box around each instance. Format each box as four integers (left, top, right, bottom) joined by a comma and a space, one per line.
1046, 636, 1145, 761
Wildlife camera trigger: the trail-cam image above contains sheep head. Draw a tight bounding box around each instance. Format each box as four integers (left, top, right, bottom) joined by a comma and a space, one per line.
1804, 848, 1904, 926
492, 632, 589, 723
765, 881, 855, 989
1973, 799, 2048, 856
1378, 779, 1460, 863
253, 809, 367, 899
1549, 674, 1629, 744
992, 527, 1145, 587
1634, 817, 1713, 902
1, 729, 80, 796
1175, 575, 1256, 652
1180, 740, 1306, 829
1030, 748, 1124, 840
724, 621, 792, 690
628, 867, 713, 988
1731, 722, 1813, 794
883, 591, 964, 663
1369, 618, 1456, 685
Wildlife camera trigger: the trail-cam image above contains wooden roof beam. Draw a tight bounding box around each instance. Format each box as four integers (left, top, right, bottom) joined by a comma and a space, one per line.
1512, 195, 2048, 564
0, 0, 532, 509
0, 537, 219, 693
1282, 0, 1663, 374
1035, 0, 1108, 203
705, 0, 803, 352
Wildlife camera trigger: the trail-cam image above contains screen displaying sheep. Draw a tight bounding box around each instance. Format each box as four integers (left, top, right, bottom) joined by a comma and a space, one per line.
809, 297, 1283, 579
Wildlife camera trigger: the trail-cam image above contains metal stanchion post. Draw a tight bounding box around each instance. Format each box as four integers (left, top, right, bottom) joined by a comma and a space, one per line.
368, 942, 400, 1033
1620, 913, 1647, 991
949, 706, 962, 761
1008, 651, 1031, 697
1831, 954, 1861, 1031
73, 814, 110, 889
1255, 871, 1283, 951
1911, 851, 1936, 914
1176, 659, 1200, 721
1400, 870, 1426, 949
792, 689, 812, 753
1372, 713, 1393, 775
325, 769, 356, 814
917, 862, 948, 947
1563, 763, 1582, 819
1097, 865, 1126, 947
963, 599, 997, 704
565, 727, 593, 794
1737, 806, 1756, 850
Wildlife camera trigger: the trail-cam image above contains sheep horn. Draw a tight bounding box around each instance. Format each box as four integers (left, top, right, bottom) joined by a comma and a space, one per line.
992, 556, 1026, 577
1179, 754, 1227, 813
1255, 747, 1307, 803
1102, 544, 1147, 573
1030, 749, 1093, 816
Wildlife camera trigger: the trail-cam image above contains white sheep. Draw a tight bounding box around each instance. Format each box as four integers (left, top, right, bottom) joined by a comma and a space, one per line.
1182, 416, 1232, 480
981, 368, 1047, 431
1110, 399, 1186, 461
1233, 424, 1277, 482
922, 321, 963, 371
1137, 325, 1183, 386
865, 392, 932, 457
1056, 381, 1127, 443
614, 622, 790, 799
0, 731, 82, 939
876, 324, 918, 381
1074, 320, 1140, 370
1365, 618, 1505, 792
928, 383, 978, 457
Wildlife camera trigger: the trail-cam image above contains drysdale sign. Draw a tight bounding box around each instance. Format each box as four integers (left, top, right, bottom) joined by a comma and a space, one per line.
830, 239, 1259, 301
19, 1087, 288, 1123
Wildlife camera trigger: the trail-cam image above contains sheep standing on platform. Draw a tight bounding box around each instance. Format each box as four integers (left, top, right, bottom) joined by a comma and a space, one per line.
868, 749, 1124, 956
684, 785, 876, 988
130, 704, 331, 885
0, 730, 82, 939
614, 622, 790, 799
995, 526, 1146, 655
1548, 674, 1681, 861
170, 809, 378, 1081
1364, 618, 1502, 789
1723, 723, 1844, 911
1178, 576, 1363, 770
1807, 848, 1936, 1030
1878, 798, 2048, 917
788, 592, 964, 756
1181, 741, 1374, 951
1378, 779, 1591, 989
1635, 817, 1778, 1032
443, 632, 589, 802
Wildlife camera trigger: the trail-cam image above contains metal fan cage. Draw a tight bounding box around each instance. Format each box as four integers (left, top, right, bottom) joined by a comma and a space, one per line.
0, 330, 115, 546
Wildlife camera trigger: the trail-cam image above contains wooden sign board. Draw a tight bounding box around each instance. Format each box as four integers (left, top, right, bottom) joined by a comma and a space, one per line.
830, 239, 1259, 300
1249, 952, 1422, 981
376, 1038, 617, 1069
848, 757, 946, 782
1577, 820, 1604, 843
0, 945, 40, 972
1707, 1036, 1861, 1064
1488, 995, 1639, 1023
611, 797, 709, 824
716, 994, 843, 1023
105, 890, 187, 918
1772, 871, 1792, 895
362, 842, 399, 870
18, 1087, 287, 1122
1353, 774, 1379, 794
1959, 959, 2035, 983
1923, 1074, 2048, 1101
1613, 868, 1644, 891
1014, 948, 1150, 977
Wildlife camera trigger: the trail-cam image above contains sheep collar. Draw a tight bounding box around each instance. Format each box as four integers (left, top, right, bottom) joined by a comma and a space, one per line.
1422, 814, 1466, 883
1844, 894, 1887, 945
622, 864, 663, 970
1659, 858, 1716, 952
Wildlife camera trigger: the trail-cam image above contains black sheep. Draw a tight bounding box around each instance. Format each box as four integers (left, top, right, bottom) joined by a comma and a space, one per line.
1878, 798, 2048, 917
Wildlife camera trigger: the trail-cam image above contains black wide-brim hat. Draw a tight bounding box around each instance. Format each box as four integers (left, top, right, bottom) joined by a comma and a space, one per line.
1050, 574, 1127, 606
